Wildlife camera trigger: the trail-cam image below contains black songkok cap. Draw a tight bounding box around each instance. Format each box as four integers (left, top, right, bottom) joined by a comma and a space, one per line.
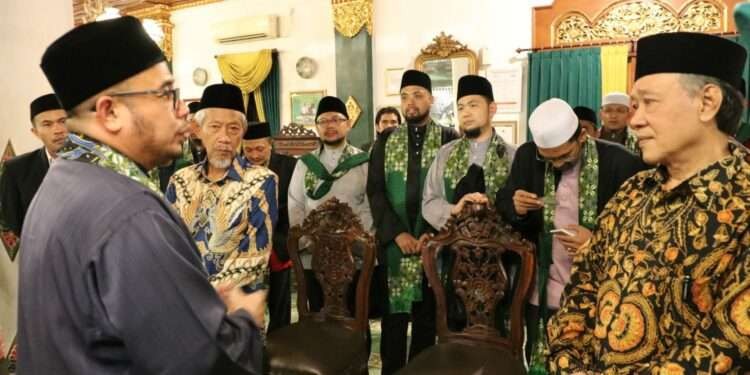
199, 84, 245, 113
315, 96, 348, 121
244, 122, 271, 140
188, 101, 201, 114
457, 75, 494, 101
635, 32, 747, 90
29, 93, 62, 121
40, 16, 166, 111
573, 106, 597, 125
400, 69, 432, 92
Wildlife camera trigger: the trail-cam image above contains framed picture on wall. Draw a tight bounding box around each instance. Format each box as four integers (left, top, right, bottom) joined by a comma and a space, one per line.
385, 68, 405, 96
493, 120, 517, 145
290, 90, 326, 127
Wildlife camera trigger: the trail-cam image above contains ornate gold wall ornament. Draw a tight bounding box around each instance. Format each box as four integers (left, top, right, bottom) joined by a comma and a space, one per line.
80, 0, 105, 24
331, 0, 373, 38
345, 96, 362, 127
420, 32, 471, 58
127, 5, 174, 61
552, 0, 725, 46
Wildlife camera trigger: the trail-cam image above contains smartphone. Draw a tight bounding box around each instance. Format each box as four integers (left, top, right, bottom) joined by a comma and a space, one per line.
550, 228, 575, 237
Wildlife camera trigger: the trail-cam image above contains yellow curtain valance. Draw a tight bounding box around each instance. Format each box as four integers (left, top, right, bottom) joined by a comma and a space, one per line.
216, 49, 273, 113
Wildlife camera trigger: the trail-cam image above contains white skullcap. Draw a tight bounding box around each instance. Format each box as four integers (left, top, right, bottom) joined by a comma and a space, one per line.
602, 92, 630, 107
529, 98, 578, 149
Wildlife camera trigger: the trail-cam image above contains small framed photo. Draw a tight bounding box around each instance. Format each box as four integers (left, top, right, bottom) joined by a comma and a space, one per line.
290, 90, 326, 127
385, 68, 405, 96
493, 120, 517, 145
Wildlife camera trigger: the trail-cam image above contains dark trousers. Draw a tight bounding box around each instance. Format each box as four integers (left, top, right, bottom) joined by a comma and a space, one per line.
267, 268, 291, 333
525, 303, 558, 363
380, 272, 436, 375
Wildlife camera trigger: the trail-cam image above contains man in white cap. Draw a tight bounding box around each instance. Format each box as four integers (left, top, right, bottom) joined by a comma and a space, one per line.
599, 92, 639, 153
548, 32, 750, 374
496, 97, 645, 361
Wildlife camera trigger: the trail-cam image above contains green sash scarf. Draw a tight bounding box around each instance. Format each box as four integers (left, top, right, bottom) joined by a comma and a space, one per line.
384, 122, 442, 313
530, 137, 599, 371
300, 144, 369, 200
625, 132, 640, 155
443, 132, 509, 205
60, 134, 161, 194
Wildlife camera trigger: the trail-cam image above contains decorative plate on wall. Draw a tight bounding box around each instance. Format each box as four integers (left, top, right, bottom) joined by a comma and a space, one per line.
192, 67, 208, 86
296, 57, 317, 79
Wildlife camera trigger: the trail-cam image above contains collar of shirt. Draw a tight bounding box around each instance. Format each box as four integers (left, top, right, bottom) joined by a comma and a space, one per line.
45, 148, 55, 164
644, 142, 746, 199
198, 156, 245, 183
319, 143, 348, 167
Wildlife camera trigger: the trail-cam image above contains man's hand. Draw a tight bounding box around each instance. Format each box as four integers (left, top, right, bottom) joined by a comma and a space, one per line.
395, 232, 420, 255
450, 193, 489, 215
513, 189, 544, 216
555, 225, 592, 257
216, 283, 267, 328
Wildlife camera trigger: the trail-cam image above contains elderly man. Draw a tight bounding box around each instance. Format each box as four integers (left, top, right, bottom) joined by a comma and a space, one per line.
367, 69, 459, 374
167, 83, 277, 296
243, 121, 297, 332
18, 16, 266, 374
599, 92, 639, 153
497, 98, 646, 362
548, 32, 750, 374
288, 95, 372, 311
0, 94, 67, 238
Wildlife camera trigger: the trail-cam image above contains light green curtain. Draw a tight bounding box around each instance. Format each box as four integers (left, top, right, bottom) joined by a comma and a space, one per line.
260, 51, 281, 135
527, 47, 602, 141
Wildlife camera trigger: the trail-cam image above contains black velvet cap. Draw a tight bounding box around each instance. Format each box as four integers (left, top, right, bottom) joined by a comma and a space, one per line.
315, 96, 348, 120
29, 94, 62, 121
188, 101, 201, 114
40, 16, 166, 111
457, 75, 494, 101
244, 122, 271, 140
635, 32, 747, 89
199, 84, 245, 113
573, 106, 597, 125
400, 69, 432, 92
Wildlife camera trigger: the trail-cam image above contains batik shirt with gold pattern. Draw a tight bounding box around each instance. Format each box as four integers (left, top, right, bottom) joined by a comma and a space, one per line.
166, 157, 277, 291
547, 143, 750, 374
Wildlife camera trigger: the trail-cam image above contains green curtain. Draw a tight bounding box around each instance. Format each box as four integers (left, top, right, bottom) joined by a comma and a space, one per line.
260, 51, 281, 135
527, 47, 602, 141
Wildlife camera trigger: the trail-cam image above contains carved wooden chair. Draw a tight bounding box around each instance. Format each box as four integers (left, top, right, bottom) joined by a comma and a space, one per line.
266, 198, 375, 375
396, 202, 535, 375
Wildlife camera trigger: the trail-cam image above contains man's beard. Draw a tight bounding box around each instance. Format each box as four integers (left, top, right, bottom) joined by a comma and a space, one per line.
208, 156, 232, 169
405, 110, 430, 125
323, 136, 346, 147
464, 127, 481, 139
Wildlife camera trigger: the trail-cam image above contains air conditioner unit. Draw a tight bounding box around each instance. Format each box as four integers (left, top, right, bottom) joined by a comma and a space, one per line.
212, 15, 279, 43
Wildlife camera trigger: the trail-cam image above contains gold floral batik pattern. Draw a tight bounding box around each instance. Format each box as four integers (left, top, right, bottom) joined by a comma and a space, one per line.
547, 143, 750, 374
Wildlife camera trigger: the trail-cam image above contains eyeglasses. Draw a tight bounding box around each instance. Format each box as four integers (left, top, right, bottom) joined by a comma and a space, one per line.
536, 142, 580, 164
109, 87, 181, 111
316, 117, 347, 126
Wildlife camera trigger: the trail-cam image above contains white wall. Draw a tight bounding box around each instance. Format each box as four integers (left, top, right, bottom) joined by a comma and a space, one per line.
171, 0, 337, 127
0, 0, 73, 353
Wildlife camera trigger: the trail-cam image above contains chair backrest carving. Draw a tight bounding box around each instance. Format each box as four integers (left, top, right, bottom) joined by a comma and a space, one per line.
422, 202, 535, 355
288, 197, 375, 332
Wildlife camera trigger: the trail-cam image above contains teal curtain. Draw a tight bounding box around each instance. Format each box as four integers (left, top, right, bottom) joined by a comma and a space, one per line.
260, 51, 281, 135
527, 47, 602, 141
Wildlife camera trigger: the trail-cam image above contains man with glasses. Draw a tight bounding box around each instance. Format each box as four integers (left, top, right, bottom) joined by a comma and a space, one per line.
19, 16, 267, 373
167, 83, 278, 298
496, 98, 645, 362
367, 69, 459, 374
288, 95, 372, 312
599, 92, 639, 153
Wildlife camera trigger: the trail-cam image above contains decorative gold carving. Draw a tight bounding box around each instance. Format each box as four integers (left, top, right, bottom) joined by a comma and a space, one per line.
680, 0, 723, 32
278, 122, 318, 137
80, 0, 105, 24
552, 0, 725, 46
331, 0, 373, 38
415, 32, 479, 74
126, 5, 174, 61
345, 96, 362, 127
